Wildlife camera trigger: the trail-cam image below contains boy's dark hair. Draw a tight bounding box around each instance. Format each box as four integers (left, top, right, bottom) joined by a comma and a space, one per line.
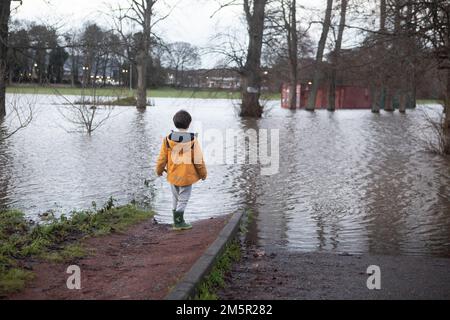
173, 110, 192, 130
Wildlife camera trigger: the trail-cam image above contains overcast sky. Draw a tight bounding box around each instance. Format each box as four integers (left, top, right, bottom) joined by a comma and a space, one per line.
12, 0, 338, 67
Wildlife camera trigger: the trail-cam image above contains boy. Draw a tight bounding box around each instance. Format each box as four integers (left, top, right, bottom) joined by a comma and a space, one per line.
155, 110, 207, 231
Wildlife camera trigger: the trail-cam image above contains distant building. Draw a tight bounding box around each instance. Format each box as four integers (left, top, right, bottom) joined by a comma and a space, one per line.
281, 83, 372, 109
166, 68, 241, 90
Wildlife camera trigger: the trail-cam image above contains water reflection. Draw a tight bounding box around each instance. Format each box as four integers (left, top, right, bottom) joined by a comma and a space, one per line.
123, 110, 155, 209
0, 95, 449, 257
0, 135, 11, 211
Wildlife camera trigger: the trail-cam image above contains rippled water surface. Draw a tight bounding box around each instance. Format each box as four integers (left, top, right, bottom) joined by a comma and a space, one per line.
1, 94, 449, 257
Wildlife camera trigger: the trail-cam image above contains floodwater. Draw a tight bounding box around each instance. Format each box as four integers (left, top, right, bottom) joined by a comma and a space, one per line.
1, 94, 449, 257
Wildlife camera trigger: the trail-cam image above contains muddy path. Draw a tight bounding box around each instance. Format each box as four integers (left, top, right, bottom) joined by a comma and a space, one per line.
219, 246, 450, 300
8, 215, 229, 300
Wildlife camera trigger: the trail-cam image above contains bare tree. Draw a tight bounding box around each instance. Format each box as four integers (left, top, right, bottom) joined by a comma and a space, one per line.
307, 0, 333, 111
380, 0, 387, 32
0, 0, 34, 142
113, 0, 174, 110
80, 23, 114, 87
55, 88, 114, 135
164, 42, 201, 87
0, 91, 34, 142
421, 107, 449, 155
328, 0, 348, 112
412, 0, 450, 153
27, 24, 59, 85
383, 0, 403, 112
376, 0, 450, 152
0, 0, 12, 118
277, 0, 299, 110
133, 1, 152, 110
240, 0, 268, 117
64, 30, 81, 87
370, 0, 388, 113
212, 0, 268, 117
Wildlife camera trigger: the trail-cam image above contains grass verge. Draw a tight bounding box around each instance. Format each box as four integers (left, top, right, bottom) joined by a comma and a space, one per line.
0, 198, 153, 296
417, 99, 444, 105
72, 96, 140, 107
193, 209, 254, 300
194, 240, 241, 300
7, 86, 281, 101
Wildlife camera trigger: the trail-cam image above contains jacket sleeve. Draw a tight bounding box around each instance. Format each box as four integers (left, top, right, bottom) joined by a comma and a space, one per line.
155, 138, 168, 176
193, 139, 207, 180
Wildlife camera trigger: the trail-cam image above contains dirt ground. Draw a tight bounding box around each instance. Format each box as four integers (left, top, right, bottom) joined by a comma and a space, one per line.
219, 245, 450, 300
8, 215, 229, 300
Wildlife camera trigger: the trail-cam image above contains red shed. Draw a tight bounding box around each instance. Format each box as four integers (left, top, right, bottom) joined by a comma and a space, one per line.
281, 83, 372, 110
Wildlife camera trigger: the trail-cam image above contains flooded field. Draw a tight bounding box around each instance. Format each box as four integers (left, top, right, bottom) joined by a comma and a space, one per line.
1, 95, 449, 257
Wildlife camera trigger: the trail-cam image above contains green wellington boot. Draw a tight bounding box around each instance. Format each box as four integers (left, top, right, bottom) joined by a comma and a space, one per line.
173, 210, 192, 231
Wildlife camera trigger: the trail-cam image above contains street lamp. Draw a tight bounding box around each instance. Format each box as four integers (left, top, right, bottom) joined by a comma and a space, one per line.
122, 68, 132, 91
32, 63, 39, 82
81, 67, 89, 86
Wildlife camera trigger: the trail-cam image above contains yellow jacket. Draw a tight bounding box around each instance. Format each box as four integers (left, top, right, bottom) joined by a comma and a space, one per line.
155, 132, 207, 187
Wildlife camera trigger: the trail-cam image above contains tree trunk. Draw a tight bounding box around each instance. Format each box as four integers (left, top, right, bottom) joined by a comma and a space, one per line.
329, 0, 348, 112
380, 0, 386, 32
94, 56, 100, 84
445, 69, 450, 154
70, 49, 76, 87
136, 54, 147, 109
73, 55, 80, 87
329, 70, 337, 111
446, 69, 450, 120
385, 87, 394, 112
371, 86, 381, 113
372, 0, 386, 114
175, 66, 179, 87
0, 0, 11, 118
398, 93, 406, 113
134, 0, 154, 110
102, 54, 108, 86
8, 68, 13, 86
286, 0, 298, 110
404, 2, 417, 112
240, 0, 267, 117
288, 82, 297, 109
388, 0, 403, 113
307, 0, 333, 111
241, 73, 263, 117
410, 70, 417, 109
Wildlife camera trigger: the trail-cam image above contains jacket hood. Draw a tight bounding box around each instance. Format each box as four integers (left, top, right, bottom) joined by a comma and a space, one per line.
168, 131, 197, 143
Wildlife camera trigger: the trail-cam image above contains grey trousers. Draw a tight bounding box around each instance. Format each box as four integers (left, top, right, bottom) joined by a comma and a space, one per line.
170, 184, 193, 212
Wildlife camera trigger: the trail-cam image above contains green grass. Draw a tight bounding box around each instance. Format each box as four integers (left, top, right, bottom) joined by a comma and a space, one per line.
0, 198, 154, 296
6, 85, 281, 101
0, 268, 34, 295
417, 99, 444, 105
194, 241, 241, 300
193, 210, 255, 300
239, 209, 255, 234
40, 243, 87, 263
111, 96, 139, 106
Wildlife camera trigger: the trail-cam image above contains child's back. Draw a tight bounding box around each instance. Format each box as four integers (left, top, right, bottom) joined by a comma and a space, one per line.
155, 110, 207, 231
156, 131, 207, 186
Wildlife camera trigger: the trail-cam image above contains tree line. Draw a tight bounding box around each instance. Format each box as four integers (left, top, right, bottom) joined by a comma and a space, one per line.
0, 0, 202, 113
213, 0, 448, 152
0, 0, 449, 152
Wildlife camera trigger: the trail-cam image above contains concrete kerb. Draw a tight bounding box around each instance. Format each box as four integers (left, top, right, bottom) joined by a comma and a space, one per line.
165, 211, 244, 300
